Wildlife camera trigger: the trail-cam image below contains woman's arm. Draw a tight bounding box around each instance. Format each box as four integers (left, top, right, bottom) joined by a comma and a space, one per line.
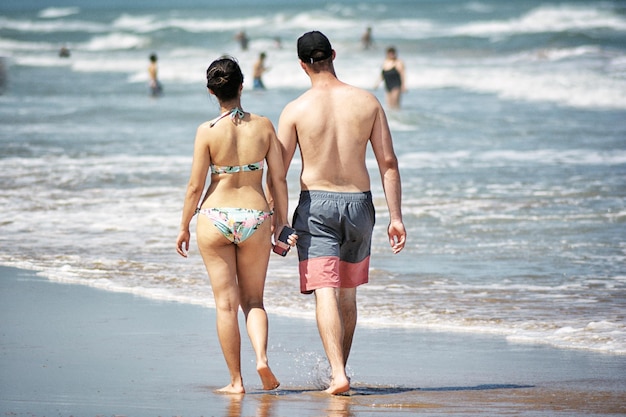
176, 125, 211, 257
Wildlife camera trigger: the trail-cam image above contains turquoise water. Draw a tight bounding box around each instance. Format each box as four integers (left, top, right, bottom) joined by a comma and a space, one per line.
1, 0, 625, 354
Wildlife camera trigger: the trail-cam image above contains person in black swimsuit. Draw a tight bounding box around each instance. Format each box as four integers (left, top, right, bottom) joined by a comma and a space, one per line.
382, 65, 402, 92
375, 46, 406, 109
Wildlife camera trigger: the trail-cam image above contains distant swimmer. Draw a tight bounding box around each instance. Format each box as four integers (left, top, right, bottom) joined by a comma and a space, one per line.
374, 46, 406, 109
361, 26, 373, 50
148, 53, 163, 97
252, 52, 268, 90
235, 31, 249, 51
59, 45, 70, 58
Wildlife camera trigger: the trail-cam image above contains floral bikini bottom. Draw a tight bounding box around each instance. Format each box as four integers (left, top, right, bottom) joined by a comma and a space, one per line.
197, 207, 272, 244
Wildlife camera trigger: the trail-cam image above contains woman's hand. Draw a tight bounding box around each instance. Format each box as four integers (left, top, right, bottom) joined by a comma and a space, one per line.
274, 224, 298, 247
176, 229, 190, 258
272, 224, 298, 256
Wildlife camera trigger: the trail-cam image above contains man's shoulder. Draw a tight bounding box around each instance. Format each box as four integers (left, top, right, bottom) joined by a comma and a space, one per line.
279, 94, 307, 126
341, 83, 382, 110
283, 90, 315, 112
286, 86, 380, 114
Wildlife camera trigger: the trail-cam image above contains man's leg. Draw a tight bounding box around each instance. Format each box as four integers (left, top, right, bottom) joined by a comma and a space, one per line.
338, 287, 357, 365
315, 287, 350, 394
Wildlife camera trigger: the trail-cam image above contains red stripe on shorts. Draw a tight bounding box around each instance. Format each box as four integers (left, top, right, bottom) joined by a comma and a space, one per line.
299, 256, 370, 294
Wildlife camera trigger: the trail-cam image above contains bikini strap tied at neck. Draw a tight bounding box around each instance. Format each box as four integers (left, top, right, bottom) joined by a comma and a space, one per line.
210, 107, 244, 127
230, 107, 244, 121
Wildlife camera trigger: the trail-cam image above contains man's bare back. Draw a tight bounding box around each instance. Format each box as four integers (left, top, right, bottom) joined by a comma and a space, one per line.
279, 75, 395, 193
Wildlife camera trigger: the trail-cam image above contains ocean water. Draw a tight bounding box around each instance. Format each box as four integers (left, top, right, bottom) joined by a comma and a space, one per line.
1, 0, 625, 355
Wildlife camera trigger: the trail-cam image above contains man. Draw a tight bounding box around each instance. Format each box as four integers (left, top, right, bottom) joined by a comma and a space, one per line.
277, 31, 406, 394
253, 52, 268, 90
148, 53, 162, 97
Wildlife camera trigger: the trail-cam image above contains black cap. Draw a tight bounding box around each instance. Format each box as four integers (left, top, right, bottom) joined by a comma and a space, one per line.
297, 31, 332, 64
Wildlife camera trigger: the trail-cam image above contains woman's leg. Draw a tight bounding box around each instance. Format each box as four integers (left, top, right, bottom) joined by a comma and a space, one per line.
388, 87, 401, 109
197, 216, 244, 394
236, 220, 279, 390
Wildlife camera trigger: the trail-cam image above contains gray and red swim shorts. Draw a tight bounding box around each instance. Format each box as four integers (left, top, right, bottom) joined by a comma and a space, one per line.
292, 190, 375, 294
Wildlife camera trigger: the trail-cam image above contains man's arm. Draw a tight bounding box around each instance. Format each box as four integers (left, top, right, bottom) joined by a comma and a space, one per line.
266, 103, 299, 211
369, 105, 406, 253
276, 103, 299, 172
265, 122, 290, 240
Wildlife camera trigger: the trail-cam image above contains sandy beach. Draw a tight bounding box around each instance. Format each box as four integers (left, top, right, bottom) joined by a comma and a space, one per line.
1, 265, 624, 416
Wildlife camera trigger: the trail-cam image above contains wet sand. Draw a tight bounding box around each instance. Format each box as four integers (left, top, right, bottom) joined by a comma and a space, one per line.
1, 266, 624, 416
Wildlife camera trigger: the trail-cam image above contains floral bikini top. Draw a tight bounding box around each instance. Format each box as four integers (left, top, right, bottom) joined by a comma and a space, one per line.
210, 160, 264, 174
208, 106, 264, 175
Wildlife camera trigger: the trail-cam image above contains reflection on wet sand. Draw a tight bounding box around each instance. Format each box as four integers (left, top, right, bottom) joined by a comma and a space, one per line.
223, 392, 279, 417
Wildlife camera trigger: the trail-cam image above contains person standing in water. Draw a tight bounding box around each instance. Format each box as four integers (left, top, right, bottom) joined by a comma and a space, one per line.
361, 26, 373, 50
148, 53, 162, 97
176, 56, 295, 394
252, 52, 268, 90
235, 31, 249, 51
375, 46, 406, 109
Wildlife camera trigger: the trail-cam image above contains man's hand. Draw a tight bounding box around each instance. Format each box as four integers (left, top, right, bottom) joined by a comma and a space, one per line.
388, 220, 406, 254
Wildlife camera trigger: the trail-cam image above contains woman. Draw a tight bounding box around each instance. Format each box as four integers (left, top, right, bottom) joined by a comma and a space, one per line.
376, 46, 406, 109
176, 56, 294, 394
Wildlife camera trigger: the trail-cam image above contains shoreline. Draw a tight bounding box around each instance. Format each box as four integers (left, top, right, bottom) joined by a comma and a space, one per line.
1, 266, 624, 416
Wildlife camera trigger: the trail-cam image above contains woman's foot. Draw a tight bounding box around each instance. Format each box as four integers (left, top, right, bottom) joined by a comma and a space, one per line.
216, 382, 245, 394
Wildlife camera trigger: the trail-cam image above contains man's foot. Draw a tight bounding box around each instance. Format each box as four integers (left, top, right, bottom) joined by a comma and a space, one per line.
258, 364, 280, 390
215, 383, 245, 394
324, 375, 350, 395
